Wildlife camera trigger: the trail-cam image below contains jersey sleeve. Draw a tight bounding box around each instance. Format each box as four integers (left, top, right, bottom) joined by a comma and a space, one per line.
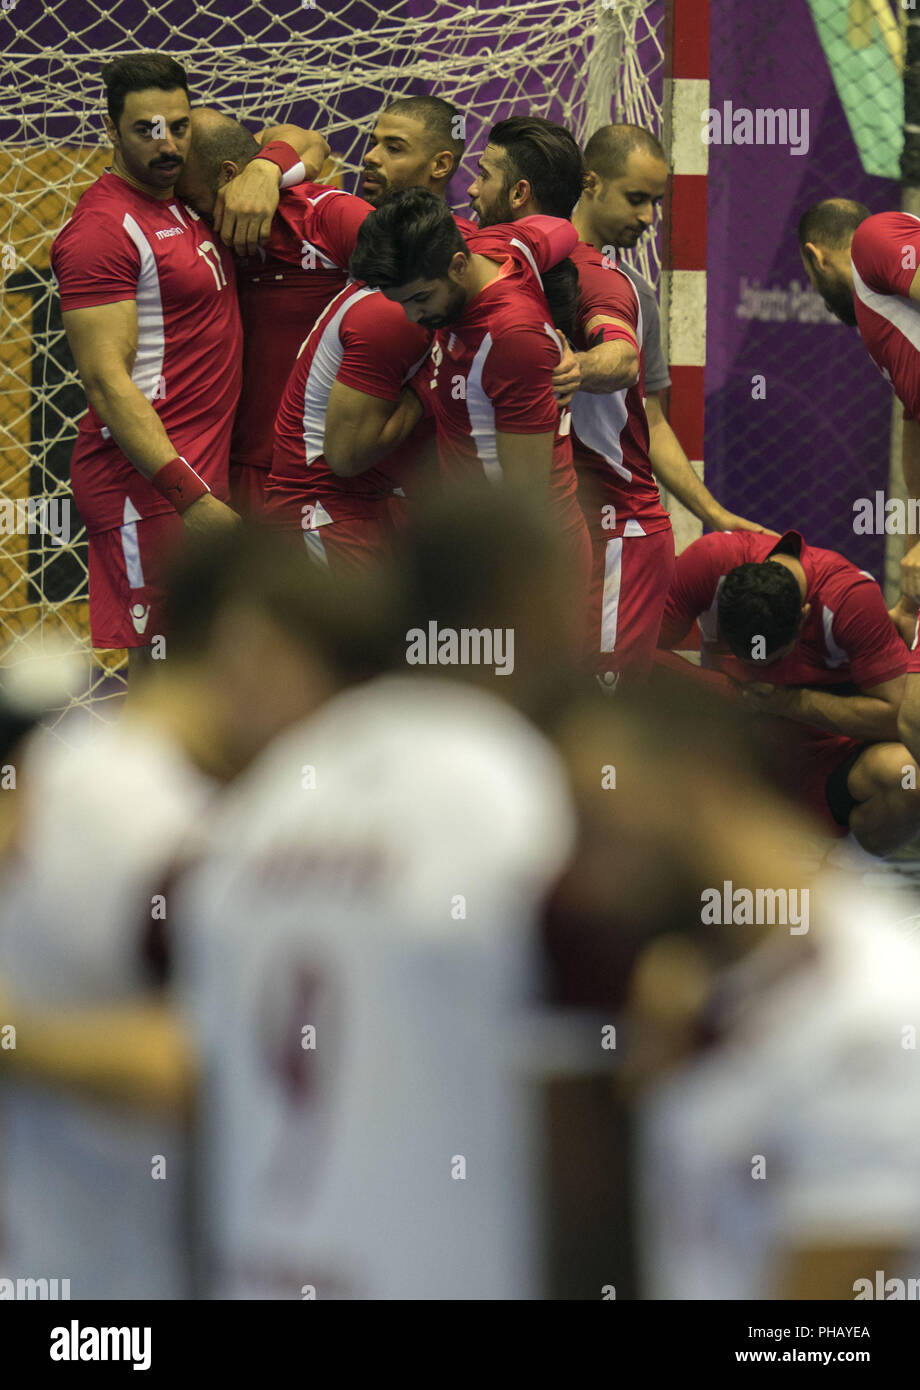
337, 295, 431, 401
51, 210, 142, 311
830, 580, 910, 688
633, 281, 670, 392
482, 326, 560, 434
850, 212, 920, 298
265, 186, 371, 270
575, 260, 640, 348
658, 533, 734, 649
508, 215, 578, 273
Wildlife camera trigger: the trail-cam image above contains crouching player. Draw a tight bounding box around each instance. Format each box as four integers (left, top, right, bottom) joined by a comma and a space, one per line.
659, 528, 920, 854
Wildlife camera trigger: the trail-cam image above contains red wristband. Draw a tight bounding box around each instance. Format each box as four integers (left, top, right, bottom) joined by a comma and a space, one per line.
151, 457, 210, 514
253, 140, 301, 176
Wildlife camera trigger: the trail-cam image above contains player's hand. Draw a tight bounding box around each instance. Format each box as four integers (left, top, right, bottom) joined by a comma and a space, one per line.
181, 494, 242, 536
738, 680, 791, 716
552, 335, 581, 407
889, 594, 920, 646
213, 160, 280, 257
709, 506, 779, 537
901, 538, 920, 604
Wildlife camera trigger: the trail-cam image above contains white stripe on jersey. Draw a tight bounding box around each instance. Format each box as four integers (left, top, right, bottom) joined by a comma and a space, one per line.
510, 235, 543, 288
821, 605, 848, 668
853, 260, 920, 355
466, 322, 565, 481
121, 213, 167, 401
303, 528, 330, 566
570, 272, 643, 478
466, 332, 501, 481
601, 537, 623, 653
120, 496, 145, 588
299, 286, 377, 464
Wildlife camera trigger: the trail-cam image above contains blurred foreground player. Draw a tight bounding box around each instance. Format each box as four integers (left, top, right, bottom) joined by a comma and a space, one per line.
659, 528, 920, 853
0, 528, 389, 1299
555, 680, 920, 1299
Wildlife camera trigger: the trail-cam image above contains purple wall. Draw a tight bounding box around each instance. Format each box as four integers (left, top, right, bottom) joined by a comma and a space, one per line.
705, 0, 899, 575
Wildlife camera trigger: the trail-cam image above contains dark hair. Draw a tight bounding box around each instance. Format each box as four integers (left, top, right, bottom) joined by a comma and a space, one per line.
487, 116, 585, 218
717, 561, 803, 661
161, 524, 396, 682
583, 122, 667, 180
797, 198, 870, 253
349, 187, 466, 288
102, 54, 189, 130
383, 95, 465, 175
542, 258, 579, 338
190, 110, 260, 184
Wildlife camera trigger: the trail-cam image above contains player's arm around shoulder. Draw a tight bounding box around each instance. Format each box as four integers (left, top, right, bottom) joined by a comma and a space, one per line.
324, 380, 422, 477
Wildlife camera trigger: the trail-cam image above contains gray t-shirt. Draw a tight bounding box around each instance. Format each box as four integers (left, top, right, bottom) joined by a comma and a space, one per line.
619, 262, 671, 394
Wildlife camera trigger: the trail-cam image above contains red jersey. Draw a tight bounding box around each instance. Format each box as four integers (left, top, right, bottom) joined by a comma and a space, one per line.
232, 184, 371, 471
264, 282, 432, 528
416, 216, 581, 523
659, 529, 908, 689
51, 171, 241, 532
851, 212, 920, 421
568, 240, 671, 539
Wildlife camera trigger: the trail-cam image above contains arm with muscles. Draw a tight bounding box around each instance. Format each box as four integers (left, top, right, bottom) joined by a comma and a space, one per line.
553, 315, 639, 401
324, 381, 423, 477
740, 674, 904, 740
646, 391, 776, 534
62, 301, 237, 535
214, 123, 331, 256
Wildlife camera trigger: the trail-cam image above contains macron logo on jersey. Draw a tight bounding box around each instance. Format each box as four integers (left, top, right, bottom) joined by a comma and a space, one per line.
155, 226, 185, 241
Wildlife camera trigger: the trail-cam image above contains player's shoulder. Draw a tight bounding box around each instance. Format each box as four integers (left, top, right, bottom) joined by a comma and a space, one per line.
53, 174, 135, 243
452, 212, 479, 238
342, 282, 430, 348
852, 210, 920, 258
680, 528, 753, 570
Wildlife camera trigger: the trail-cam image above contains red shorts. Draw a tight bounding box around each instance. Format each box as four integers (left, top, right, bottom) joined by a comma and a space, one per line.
300, 516, 393, 576
587, 526, 675, 684
86, 511, 184, 649
229, 461, 268, 519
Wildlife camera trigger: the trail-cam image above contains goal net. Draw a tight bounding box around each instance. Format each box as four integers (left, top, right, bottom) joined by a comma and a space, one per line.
0, 0, 665, 721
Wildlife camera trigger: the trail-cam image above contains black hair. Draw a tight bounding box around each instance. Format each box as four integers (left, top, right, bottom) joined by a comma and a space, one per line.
487, 115, 585, 218
797, 198, 871, 253
717, 561, 803, 661
583, 122, 667, 180
383, 95, 465, 175
349, 187, 466, 288
102, 54, 189, 130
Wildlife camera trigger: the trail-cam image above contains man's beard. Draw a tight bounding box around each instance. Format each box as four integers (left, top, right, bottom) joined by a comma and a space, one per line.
819, 277, 857, 326
361, 168, 388, 204
472, 187, 516, 229
419, 284, 466, 329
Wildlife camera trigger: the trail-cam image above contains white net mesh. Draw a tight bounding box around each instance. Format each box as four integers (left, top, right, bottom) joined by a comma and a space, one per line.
0, 0, 665, 723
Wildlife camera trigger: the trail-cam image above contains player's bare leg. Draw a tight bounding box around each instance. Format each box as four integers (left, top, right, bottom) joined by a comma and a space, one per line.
846, 742, 920, 855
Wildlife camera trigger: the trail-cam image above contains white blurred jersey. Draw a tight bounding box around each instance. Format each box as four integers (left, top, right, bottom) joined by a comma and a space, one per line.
638, 877, 920, 1300
175, 676, 576, 1299
0, 716, 213, 1299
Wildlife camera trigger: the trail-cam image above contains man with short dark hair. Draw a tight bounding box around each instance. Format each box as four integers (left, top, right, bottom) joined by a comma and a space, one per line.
360, 95, 467, 214
659, 528, 920, 852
